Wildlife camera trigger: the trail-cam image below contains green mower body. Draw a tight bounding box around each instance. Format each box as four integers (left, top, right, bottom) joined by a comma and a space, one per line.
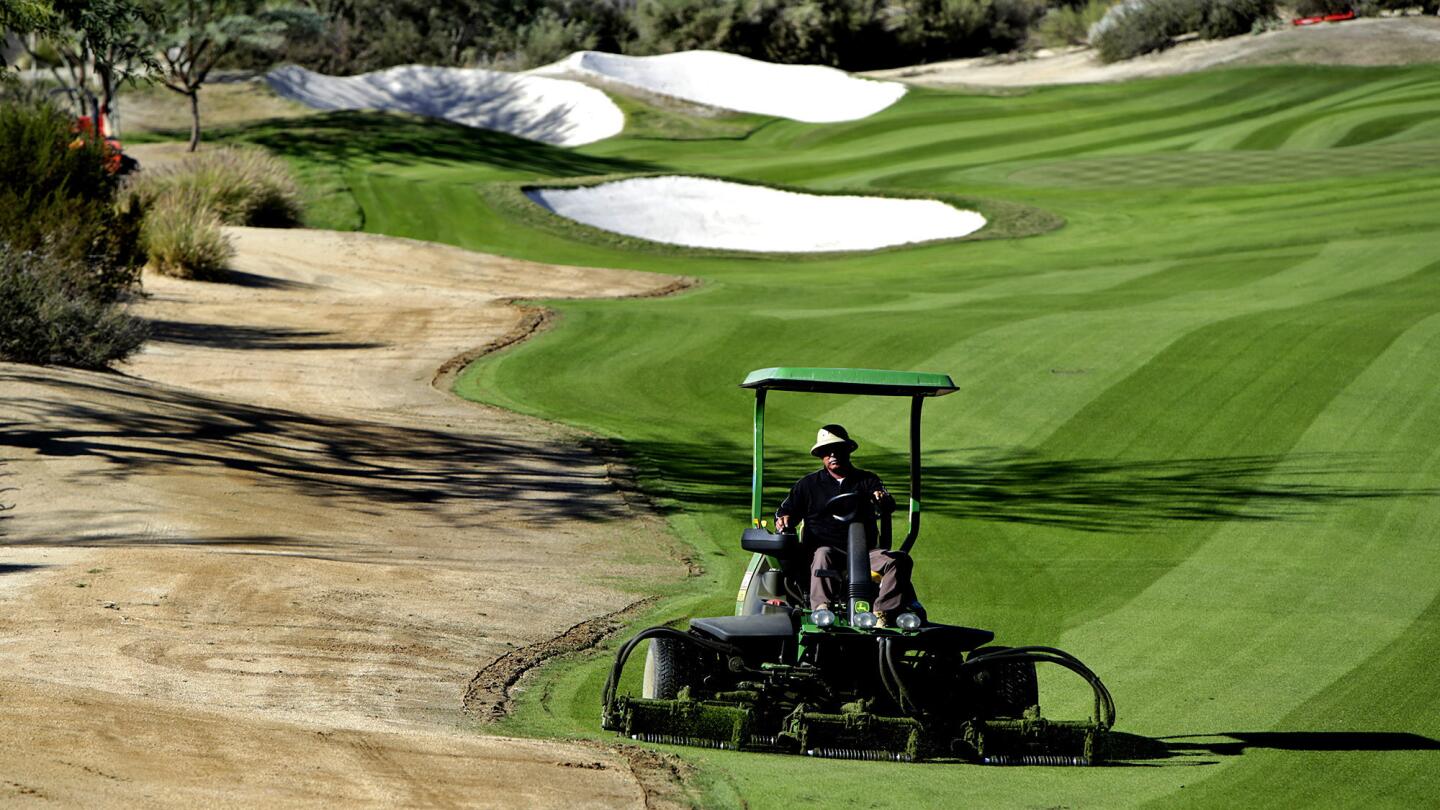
601, 368, 1115, 764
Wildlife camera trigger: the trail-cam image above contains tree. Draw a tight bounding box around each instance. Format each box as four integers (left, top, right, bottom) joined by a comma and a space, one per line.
141, 0, 319, 151
19, 0, 154, 133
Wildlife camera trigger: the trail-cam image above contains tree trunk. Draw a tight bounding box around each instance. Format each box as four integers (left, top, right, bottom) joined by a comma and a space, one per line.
187, 90, 201, 152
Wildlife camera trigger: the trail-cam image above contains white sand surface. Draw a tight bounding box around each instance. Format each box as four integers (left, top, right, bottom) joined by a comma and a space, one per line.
533, 50, 906, 122
265, 64, 624, 146
526, 176, 985, 252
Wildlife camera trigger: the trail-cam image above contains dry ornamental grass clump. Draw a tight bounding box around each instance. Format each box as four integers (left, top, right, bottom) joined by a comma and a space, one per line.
140, 189, 235, 280
129, 145, 303, 279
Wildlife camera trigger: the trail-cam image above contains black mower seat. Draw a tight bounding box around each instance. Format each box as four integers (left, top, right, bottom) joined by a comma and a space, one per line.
689, 613, 797, 643
910, 622, 994, 651
690, 613, 797, 664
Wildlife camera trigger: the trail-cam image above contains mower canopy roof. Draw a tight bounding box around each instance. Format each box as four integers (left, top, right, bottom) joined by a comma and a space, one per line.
741, 367, 957, 397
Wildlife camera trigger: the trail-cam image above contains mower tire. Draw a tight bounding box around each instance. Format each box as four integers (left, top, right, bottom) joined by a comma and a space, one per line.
642, 637, 690, 699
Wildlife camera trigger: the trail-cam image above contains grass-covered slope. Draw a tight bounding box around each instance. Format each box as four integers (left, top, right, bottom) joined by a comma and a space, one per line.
219, 65, 1440, 807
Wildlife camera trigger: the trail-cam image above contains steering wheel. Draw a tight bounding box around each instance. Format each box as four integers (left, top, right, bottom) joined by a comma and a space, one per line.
821, 491, 874, 524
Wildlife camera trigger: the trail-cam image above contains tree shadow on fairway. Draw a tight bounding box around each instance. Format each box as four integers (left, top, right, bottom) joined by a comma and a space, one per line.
920, 448, 1440, 533
613, 435, 1434, 530
1106, 730, 1440, 766
609, 440, 1439, 532
225, 111, 659, 178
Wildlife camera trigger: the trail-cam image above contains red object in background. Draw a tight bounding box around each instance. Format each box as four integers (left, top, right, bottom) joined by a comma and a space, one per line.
71, 114, 127, 174
1293, 9, 1356, 24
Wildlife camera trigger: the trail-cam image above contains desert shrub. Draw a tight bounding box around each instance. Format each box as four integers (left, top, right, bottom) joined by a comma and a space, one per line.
631, 0, 741, 54
127, 145, 303, 228
140, 189, 236, 280
0, 99, 145, 303
510, 0, 636, 67
514, 9, 602, 68
1197, 0, 1276, 37
1091, 0, 1273, 61
1291, 0, 1352, 13
0, 245, 149, 368
0, 99, 147, 369
1034, 0, 1116, 46
631, 0, 1046, 69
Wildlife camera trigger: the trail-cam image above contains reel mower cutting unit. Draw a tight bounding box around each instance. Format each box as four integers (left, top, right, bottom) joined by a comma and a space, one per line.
601, 367, 1116, 764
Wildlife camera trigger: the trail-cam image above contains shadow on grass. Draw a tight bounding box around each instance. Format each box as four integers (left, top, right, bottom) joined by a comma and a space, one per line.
146, 319, 385, 351
610, 439, 1439, 532
1108, 730, 1440, 765
0, 368, 635, 537
218, 111, 660, 177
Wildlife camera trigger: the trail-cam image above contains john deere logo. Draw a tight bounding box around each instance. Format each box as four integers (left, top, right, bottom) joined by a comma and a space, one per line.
855, 601, 871, 613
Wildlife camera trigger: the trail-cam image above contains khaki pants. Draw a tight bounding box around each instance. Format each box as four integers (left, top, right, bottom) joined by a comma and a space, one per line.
809, 546, 915, 613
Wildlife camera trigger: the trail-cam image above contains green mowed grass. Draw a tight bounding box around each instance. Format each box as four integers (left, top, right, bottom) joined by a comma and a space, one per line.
212, 64, 1440, 806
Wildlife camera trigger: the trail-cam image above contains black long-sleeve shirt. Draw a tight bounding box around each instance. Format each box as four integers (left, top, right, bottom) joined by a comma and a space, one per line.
776, 466, 896, 548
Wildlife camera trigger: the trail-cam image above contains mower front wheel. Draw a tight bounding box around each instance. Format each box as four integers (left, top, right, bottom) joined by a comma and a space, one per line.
642, 637, 690, 699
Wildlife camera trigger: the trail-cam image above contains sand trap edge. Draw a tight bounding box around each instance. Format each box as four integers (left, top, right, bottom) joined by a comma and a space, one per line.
482, 175, 1065, 257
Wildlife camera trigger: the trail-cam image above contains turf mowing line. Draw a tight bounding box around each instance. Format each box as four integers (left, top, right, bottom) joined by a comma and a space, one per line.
1063, 305, 1440, 806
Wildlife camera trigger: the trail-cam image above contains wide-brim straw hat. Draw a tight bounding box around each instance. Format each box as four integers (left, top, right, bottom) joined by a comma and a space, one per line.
810, 424, 858, 457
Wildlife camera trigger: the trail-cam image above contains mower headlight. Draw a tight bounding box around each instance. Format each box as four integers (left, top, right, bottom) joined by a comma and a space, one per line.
811, 608, 836, 628
854, 611, 878, 629
896, 612, 922, 631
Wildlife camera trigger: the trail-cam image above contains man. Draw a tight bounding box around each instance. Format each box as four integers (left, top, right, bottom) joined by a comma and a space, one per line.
774, 424, 916, 628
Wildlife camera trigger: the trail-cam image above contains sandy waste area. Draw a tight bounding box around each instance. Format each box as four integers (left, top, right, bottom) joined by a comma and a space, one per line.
527, 176, 985, 252
0, 228, 694, 807
865, 17, 1440, 87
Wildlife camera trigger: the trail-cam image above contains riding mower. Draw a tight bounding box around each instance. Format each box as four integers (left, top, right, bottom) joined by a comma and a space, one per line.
601, 367, 1115, 764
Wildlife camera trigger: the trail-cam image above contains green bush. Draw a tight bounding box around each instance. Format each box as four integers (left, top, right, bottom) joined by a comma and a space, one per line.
1034, 0, 1116, 47
127, 145, 303, 228
1198, 0, 1277, 37
631, 0, 740, 55
0, 99, 145, 303
515, 9, 602, 68
630, 0, 1046, 70
0, 245, 149, 368
141, 189, 236, 280
1292, 0, 1351, 13
0, 99, 147, 369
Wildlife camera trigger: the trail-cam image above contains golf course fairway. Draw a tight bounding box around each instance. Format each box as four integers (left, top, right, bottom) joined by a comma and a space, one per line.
223, 63, 1440, 807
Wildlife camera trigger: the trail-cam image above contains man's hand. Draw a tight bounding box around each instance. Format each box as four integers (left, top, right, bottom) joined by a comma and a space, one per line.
873, 489, 888, 502
774, 514, 791, 533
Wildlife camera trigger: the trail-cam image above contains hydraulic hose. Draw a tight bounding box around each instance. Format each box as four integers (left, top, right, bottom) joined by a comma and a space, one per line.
600, 626, 743, 725
961, 646, 1116, 728
880, 637, 922, 716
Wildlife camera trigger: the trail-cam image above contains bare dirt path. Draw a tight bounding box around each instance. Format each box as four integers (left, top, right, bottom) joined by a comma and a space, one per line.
866, 17, 1440, 88
0, 227, 693, 807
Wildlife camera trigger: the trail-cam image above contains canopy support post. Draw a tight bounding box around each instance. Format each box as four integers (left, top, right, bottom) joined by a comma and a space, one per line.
751, 389, 767, 525
901, 395, 923, 554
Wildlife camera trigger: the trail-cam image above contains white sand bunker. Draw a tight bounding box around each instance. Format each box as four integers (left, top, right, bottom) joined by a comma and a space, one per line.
526, 176, 985, 252
265, 65, 624, 147
533, 50, 905, 123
